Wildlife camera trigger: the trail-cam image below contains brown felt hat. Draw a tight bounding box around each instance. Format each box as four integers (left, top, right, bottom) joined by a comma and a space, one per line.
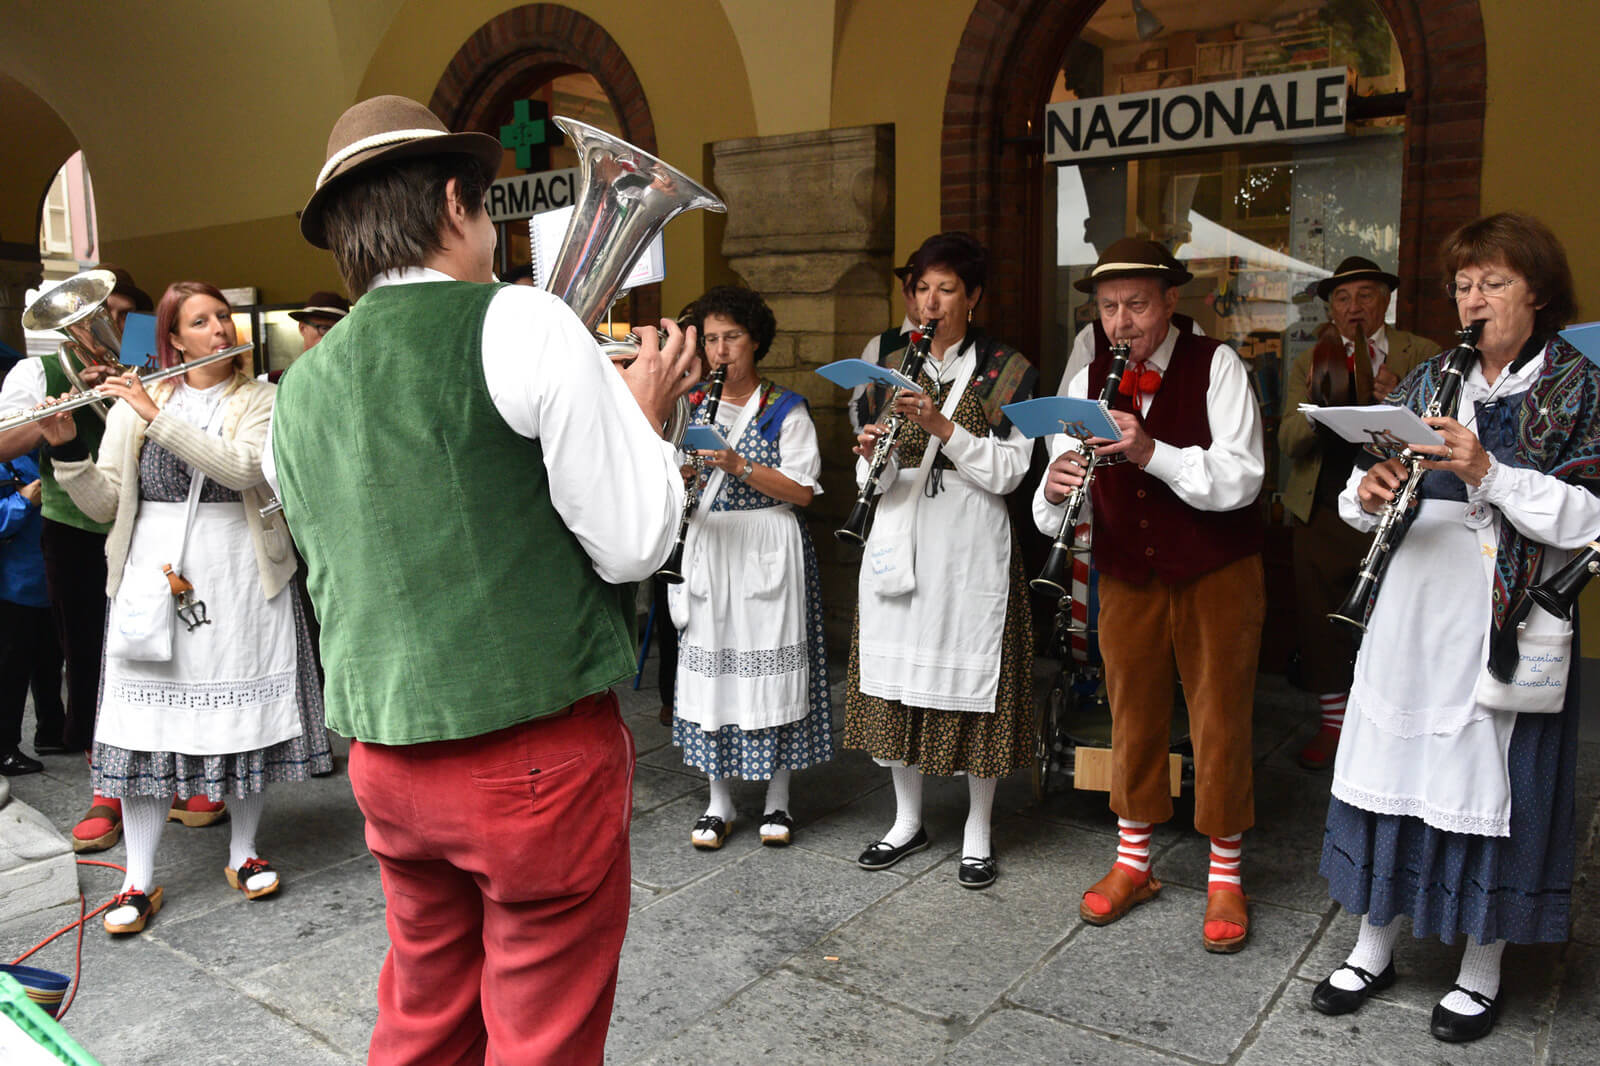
1073, 237, 1193, 293
287, 291, 351, 324
300, 95, 503, 249
1316, 256, 1400, 301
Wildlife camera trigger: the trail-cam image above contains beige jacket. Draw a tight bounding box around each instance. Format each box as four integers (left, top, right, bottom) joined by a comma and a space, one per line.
53, 373, 296, 599
1279, 327, 1440, 524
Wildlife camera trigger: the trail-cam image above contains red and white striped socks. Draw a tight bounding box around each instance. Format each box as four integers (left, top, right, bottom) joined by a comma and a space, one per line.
1318, 692, 1347, 734
1204, 833, 1245, 940
1083, 818, 1152, 917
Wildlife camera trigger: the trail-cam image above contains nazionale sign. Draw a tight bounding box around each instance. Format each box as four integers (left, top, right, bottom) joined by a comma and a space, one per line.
1044, 66, 1351, 165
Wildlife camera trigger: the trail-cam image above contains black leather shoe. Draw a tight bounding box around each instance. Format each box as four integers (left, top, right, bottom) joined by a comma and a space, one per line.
958, 855, 997, 889
1310, 961, 1396, 1015
31, 733, 70, 756
1430, 985, 1498, 1043
857, 827, 929, 870
0, 747, 44, 776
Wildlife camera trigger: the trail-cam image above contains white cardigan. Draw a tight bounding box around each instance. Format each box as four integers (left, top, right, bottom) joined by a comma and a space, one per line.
53, 374, 296, 600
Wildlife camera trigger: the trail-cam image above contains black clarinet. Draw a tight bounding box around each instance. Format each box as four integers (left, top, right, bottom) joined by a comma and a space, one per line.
1327, 321, 1484, 638
1488, 540, 1600, 682
1032, 341, 1131, 597
656, 365, 726, 583
835, 323, 937, 545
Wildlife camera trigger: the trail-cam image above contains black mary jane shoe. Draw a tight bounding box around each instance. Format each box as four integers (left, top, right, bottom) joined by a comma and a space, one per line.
1430, 985, 1498, 1043
691, 815, 733, 851
856, 827, 929, 870
957, 855, 997, 890
1311, 961, 1396, 1016
0, 747, 44, 776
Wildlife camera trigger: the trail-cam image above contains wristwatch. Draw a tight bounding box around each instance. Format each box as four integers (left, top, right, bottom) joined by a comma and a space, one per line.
735, 457, 754, 482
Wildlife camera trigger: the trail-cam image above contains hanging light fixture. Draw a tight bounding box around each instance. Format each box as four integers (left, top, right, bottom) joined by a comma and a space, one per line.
1131, 0, 1164, 41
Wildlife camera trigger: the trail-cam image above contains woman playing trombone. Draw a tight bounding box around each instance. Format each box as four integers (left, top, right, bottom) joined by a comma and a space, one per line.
843, 232, 1037, 889
1313, 214, 1600, 1042
668, 285, 830, 850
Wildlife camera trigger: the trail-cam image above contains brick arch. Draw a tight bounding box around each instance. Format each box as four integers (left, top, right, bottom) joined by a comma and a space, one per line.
942, 0, 1486, 357
429, 4, 661, 322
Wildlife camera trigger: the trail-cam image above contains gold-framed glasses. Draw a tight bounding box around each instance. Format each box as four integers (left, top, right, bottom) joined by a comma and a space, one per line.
1446, 277, 1520, 300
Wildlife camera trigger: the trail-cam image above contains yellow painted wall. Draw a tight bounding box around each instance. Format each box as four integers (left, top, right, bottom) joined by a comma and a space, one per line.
721, 0, 836, 137
0, 72, 78, 246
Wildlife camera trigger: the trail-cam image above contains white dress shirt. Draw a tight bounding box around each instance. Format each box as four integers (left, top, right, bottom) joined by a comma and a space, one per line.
1033, 321, 1264, 534
263, 267, 684, 584
0, 358, 48, 413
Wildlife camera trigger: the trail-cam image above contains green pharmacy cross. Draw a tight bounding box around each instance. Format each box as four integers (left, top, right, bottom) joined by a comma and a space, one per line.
500, 99, 563, 171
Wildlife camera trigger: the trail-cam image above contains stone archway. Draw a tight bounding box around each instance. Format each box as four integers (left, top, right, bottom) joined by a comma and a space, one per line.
429, 3, 661, 322
941, 0, 1487, 356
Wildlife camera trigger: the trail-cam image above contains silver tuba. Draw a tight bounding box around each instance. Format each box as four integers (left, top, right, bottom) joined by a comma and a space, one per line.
21, 268, 129, 421
537, 117, 726, 444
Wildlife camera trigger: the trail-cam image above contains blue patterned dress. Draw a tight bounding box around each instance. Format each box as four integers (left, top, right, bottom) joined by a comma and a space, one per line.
669, 383, 832, 780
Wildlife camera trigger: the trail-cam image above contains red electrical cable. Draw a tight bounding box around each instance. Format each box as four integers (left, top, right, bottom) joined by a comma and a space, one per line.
8, 858, 126, 1021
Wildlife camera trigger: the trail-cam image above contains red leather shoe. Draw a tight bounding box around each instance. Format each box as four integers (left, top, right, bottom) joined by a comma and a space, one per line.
72, 796, 122, 853
1297, 727, 1341, 771
169, 794, 228, 827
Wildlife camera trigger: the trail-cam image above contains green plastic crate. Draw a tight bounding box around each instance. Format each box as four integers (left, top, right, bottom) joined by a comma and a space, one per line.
0, 972, 102, 1066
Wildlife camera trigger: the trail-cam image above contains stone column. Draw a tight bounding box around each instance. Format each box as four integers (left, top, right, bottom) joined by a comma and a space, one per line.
0, 244, 44, 357
711, 124, 894, 651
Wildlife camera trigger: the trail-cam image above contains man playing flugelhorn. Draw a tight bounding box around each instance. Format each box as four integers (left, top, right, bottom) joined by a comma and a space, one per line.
1279, 257, 1438, 770
1032, 237, 1265, 953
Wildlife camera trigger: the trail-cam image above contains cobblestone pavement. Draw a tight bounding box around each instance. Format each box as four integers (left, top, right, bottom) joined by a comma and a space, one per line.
4, 666, 1598, 1065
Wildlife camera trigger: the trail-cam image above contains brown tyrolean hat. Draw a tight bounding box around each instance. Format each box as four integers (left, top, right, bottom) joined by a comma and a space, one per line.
300, 95, 503, 249
1315, 256, 1400, 301
1073, 237, 1193, 293
288, 291, 351, 324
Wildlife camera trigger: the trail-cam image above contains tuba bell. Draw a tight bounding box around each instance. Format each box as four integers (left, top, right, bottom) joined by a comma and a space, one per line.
537, 118, 726, 444
21, 268, 131, 422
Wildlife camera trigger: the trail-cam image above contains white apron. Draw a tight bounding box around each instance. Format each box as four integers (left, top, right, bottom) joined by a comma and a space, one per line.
856, 351, 1008, 713
98, 501, 301, 756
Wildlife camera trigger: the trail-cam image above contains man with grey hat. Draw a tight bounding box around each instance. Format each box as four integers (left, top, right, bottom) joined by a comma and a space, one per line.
1033, 237, 1265, 954
1279, 256, 1438, 770
266, 94, 697, 1064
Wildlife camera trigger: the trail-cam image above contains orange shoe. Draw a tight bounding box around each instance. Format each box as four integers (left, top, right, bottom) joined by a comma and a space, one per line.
1297, 727, 1341, 771
169, 794, 228, 827
72, 796, 122, 853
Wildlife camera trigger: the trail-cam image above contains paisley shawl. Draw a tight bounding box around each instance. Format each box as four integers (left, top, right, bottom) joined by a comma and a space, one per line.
1382, 336, 1600, 630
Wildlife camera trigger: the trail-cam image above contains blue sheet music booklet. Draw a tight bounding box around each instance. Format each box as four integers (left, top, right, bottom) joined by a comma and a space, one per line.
1001, 395, 1120, 441
1559, 322, 1600, 367
814, 358, 924, 393
680, 424, 731, 452
119, 312, 158, 368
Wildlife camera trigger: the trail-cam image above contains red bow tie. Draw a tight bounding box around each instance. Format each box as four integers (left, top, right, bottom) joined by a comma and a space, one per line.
1119, 361, 1162, 405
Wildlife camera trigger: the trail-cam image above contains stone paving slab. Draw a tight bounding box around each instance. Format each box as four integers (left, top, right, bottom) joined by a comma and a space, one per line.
788, 821, 1100, 1024
625, 967, 948, 1066
1547, 942, 1600, 1066
1237, 990, 1531, 1065
1012, 882, 1323, 1064
608, 845, 901, 1054
630, 790, 769, 890
236, 918, 386, 1060
938, 1008, 1181, 1065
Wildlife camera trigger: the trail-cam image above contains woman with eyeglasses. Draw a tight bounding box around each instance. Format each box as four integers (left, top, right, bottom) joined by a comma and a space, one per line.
1311, 214, 1600, 1043
667, 285, 831, 850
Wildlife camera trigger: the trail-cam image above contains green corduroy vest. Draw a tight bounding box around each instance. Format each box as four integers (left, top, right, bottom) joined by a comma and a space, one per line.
272, 281, 637, 744
39, 355, 111, 533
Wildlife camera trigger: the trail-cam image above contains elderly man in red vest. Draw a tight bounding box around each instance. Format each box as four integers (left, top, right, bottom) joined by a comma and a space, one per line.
1034, 238, 1266, 953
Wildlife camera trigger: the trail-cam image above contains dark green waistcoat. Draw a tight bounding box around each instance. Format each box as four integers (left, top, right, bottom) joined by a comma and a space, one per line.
272, 281, 636, 744
39, 355, 111, 533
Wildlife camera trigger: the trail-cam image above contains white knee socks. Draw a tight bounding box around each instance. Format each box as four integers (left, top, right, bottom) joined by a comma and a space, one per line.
1441, 938, 1506, 1015
882, 765, 924, 848
703, 775, 734, 823
763, 768, 791, 816
119, 795, 168, 895
1330, 913, 1402, 991
963, 775, 997, 859
227, 792, 265, 871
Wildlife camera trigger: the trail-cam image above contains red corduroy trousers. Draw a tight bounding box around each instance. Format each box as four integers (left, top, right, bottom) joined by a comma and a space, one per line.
350, 692, 635, 1066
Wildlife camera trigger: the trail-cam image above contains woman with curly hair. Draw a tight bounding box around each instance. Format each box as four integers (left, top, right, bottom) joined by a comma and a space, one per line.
669, 285, 831, 849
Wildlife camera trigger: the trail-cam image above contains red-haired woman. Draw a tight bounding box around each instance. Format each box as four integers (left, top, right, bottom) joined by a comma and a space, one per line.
39, 281, 330, 935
